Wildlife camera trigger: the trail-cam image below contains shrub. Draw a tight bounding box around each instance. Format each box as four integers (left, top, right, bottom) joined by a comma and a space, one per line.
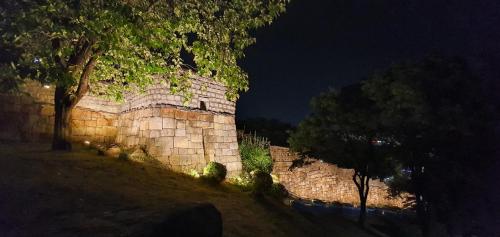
203, 162, 227, 184
189, 169, 200, 178
251, 171, 273, 195
227, 173, 253, 191
238, 132, 272, 174
118, 152, 129, 161
269, 183, 289, 200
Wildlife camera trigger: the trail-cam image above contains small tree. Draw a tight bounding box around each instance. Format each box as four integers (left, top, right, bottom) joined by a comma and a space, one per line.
289, 84, 394, 226
0, 0, 288, 150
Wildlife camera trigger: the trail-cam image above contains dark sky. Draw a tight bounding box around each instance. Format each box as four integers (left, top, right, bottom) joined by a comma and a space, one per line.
236, 0, 500, 124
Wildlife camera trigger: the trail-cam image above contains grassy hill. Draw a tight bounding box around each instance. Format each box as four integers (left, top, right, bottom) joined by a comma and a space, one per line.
0, 142, 377, 237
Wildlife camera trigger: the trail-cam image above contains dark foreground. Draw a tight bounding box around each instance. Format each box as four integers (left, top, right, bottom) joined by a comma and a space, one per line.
0, 142, 386, 237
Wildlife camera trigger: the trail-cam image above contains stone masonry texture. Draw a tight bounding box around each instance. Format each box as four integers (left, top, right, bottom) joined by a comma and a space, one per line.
270, 146, 406, 208
0, 78, 242, 176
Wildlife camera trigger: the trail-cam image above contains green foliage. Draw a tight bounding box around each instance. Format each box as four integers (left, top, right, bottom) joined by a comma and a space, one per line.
203, 161, 227, 184
118, 152, 129, 161
268, 183, 289, 200
227, 173, 254, 191
289, 84, 395, 179
189, 169, 200, 178
289, 83, 397, 225
251, 170, 273, 195
238, 131, 272, 174
362, 56, 499, 235
0, 0, 289, 100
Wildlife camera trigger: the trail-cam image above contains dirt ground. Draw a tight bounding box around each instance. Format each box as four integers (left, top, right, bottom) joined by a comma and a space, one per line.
0, 142, 376, 237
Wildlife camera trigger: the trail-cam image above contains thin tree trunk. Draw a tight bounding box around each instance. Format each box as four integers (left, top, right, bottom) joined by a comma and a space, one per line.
353, 170, 370, 226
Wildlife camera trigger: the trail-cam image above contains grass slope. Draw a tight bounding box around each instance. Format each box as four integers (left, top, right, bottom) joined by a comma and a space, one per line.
0, 142, 375, 237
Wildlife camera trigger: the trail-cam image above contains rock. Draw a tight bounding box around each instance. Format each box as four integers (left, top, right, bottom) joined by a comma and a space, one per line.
105, 145, 121, 158
148, 203, 222, 237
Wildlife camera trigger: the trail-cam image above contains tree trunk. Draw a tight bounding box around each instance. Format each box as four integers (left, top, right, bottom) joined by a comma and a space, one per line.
52, 86, 74, 150
353, 170, 370, 226
50, 39, 100, 151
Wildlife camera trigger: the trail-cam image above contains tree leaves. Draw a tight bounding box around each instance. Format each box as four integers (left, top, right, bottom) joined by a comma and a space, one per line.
0, 0, 289, 100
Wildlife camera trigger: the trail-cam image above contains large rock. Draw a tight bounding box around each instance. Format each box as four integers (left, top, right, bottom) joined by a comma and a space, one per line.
104, 145, 121, 158
148, 203, 222, 237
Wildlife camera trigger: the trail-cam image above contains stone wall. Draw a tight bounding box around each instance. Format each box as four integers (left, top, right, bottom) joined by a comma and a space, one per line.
0, 78, 242, 176
121, 76, 236, 114
115, 107, 241, 175
270, 146, 405, 208
0, 81, 118, 143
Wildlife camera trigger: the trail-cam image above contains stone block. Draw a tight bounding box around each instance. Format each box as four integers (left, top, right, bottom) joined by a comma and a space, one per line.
96, 118, 109, 126
149, 117, 163, 130
213, 115, 226, 124
140, 120, 149, 130
85, 120, 97, 127
174, 136, 189, 148
150, 130, 160, 138
161, 128, 175, 137
162, 118, 176, 128
159, 136, 174, 149
160, 108, 175, 118
175, 110, 188, 120
176, 120, 186, 129
187, 112, 199, 121
190, 134, 203, 142
175, 129, 186, 136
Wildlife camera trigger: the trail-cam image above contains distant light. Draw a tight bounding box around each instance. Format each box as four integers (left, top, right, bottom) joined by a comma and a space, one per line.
84, 140, 91, 145
33, 57, 41, 64
43, 85, 50, 89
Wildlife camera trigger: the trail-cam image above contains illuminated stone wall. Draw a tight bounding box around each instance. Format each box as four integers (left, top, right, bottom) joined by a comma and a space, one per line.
0, 79, 241, 176
116, 107, 241, 175
0, 81, 118, 143
270, 146, 406, 208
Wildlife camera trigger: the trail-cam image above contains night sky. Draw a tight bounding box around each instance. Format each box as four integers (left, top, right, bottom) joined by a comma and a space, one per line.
236, 0, 500, 124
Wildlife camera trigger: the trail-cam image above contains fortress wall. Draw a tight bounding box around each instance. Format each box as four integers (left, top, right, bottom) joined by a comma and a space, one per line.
121, 76, 236, 114
0, 79, 241, 176
270, 146, 406, 208
116, 107, 241, 176
0, 81, 118, 143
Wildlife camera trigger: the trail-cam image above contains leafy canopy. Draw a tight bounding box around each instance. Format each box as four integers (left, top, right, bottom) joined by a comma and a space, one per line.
0, 0, 288, 101
289, 84, 395, 178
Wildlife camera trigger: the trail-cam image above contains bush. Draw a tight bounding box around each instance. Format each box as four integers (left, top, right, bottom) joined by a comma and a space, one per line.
251, 171, 273, 195
238, 132, 272, 174
118, 152, 129, 161
203, 162, 227, 184
269, 183, 289, 200
227, 173, 253, 191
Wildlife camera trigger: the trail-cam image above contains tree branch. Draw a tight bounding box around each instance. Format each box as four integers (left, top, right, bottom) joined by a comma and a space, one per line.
67, 38, 94, 71
72, 50, 103, 106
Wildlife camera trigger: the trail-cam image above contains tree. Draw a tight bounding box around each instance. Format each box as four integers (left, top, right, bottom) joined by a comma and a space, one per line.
289, 84, 395, 226
0, 0, 288, 150
362, 56, 499, 236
